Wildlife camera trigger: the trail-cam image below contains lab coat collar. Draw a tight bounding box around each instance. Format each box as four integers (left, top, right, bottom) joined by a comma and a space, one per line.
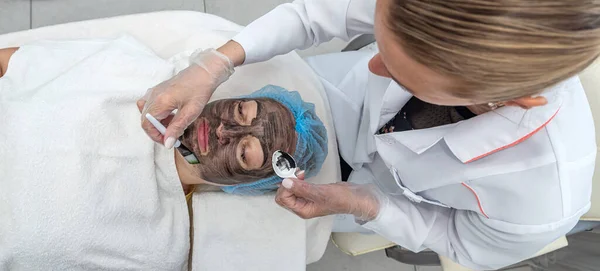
386, 83, 566, 163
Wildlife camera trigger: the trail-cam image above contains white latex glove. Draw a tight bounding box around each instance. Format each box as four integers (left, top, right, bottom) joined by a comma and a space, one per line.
138, 48, 234, 148
275, 173, 384, 222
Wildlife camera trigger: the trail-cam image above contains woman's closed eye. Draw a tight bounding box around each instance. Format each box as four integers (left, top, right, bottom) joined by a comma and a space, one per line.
241, 143, 247, 162
234, 100, 259, 126
238, 101, 245, 123
237, 136, 264, 170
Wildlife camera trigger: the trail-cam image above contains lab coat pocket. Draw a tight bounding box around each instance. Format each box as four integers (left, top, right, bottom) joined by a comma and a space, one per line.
389, 167, 450, 209
461, 181, 490, 219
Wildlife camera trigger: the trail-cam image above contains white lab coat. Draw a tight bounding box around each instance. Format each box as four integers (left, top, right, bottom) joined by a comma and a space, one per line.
232, 0, 597, 269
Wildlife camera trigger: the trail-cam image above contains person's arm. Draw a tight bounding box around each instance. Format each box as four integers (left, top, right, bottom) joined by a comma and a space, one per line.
276, 176, 566, 270
140, 0, 375, 147
231, 0, 375, 65
363, 195, 566, 270
0, 47, 18, 77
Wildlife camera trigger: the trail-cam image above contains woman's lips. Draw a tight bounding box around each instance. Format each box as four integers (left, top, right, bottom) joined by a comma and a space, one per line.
197, 118, 210, 155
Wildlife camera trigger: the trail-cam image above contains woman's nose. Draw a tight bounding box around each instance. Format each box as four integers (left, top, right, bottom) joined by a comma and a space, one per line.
216, 121, 255, 145
216, 123, 227, 145
368, 53, 392, 78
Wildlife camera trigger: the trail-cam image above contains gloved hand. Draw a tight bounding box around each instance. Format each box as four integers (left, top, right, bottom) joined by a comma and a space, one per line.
275, 173, 384, 221
138, 48, 234, 148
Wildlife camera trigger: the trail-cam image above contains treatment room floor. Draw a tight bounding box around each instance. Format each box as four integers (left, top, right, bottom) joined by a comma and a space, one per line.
0, 1, 537, 270
307, 241, 442, 271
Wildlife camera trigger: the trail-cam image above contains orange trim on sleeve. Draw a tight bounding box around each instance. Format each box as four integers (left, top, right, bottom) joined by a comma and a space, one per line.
466, 108, 561, 163
461, 183, 489, 219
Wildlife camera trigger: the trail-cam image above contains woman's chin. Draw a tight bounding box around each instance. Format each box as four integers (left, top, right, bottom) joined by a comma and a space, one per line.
199, 179, 229, 187
182, 183, 193, 194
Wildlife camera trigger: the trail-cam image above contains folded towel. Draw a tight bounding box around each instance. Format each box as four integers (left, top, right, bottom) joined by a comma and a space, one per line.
0, 35, 189, 270
191, 192, 306, 271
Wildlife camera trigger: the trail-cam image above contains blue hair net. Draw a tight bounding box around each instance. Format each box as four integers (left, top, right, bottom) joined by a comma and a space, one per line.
221, 85, 328, 195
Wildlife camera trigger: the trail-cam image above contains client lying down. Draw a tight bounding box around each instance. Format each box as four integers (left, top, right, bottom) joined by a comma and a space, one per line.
0, 36, 327, 270
174, 85, 328, 195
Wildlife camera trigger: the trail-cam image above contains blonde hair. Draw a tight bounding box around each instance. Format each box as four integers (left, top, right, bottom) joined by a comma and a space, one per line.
386, 0, 600, 102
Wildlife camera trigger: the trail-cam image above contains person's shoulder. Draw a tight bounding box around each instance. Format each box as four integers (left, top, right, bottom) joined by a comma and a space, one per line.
0, 47, 19, 77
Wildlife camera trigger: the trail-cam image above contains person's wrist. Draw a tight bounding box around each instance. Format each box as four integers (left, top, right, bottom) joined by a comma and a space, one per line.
355, 185, 382, 221
188, 48, 234, 85
353, 202, 379, 222
217, 40, 246, 66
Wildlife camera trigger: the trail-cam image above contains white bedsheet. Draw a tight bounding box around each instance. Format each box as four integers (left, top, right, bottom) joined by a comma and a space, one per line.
0, 11, 339, 270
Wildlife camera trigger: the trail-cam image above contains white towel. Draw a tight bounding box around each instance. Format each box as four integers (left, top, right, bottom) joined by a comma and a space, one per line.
180, 47, 338, 270
0, 36, 190, 270
191, 192, 306, 271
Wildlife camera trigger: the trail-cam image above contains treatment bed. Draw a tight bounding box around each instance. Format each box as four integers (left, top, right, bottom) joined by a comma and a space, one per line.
0, 11, 340, 271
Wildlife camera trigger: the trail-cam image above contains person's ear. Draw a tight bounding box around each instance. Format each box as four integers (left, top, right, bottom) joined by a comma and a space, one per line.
504, 96, 548, 109
368, 53, 392, 78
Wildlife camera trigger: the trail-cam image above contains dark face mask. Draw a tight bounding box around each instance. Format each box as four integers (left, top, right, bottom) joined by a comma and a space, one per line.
181, 98, 297, 185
